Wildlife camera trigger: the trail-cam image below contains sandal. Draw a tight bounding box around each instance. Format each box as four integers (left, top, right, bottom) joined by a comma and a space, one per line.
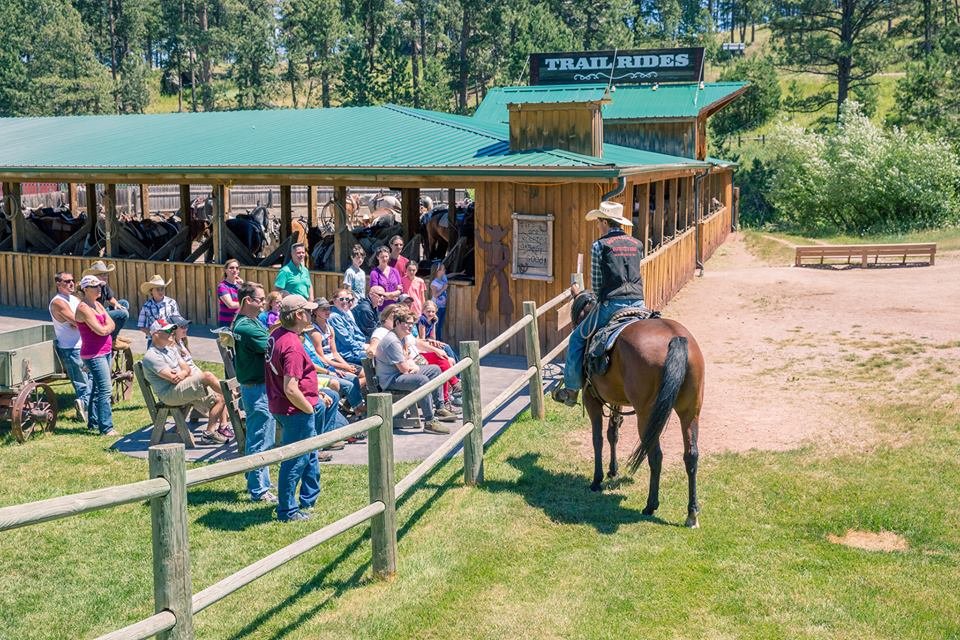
218, 426, 235, 440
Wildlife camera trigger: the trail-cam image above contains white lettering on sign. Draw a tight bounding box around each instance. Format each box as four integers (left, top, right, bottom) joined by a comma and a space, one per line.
511, 212, 555, 282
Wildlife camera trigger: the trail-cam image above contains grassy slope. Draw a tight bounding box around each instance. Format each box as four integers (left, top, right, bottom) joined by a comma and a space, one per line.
1, 331, 959, 639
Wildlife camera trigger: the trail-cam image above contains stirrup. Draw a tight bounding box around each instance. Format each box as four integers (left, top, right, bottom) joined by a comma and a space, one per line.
552, 387, 579, 407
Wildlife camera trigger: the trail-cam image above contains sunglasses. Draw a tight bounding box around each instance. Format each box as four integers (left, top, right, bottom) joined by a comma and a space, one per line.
58, 279, 75, 284
336, 296, 353, 302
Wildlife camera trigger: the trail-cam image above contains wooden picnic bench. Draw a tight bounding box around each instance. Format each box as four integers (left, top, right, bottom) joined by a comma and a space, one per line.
794, 243, 936, 268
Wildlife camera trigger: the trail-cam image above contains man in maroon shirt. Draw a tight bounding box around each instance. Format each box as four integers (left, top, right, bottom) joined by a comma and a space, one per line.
266, 294, 335, 523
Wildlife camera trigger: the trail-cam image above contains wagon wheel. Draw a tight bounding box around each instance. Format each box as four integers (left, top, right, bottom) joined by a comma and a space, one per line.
111, 346, 134, 404
11, 382, 57, 442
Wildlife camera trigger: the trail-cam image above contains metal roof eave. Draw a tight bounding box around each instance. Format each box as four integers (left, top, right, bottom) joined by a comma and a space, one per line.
617, 161, 711, 177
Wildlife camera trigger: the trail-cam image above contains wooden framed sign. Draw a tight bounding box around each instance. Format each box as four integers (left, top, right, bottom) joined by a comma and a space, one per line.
511, 212, 554, 281
530, 47, 705, 85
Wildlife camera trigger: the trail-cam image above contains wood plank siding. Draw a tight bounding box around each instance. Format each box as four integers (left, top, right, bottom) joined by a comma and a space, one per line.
604, 121, 697, 159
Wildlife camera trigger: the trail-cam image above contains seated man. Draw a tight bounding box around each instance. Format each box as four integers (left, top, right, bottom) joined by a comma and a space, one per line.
374, 310, 458, 435
352, 285, 385, 340
141, 318, 231, 445
554, 202, 645, 406
327, 288, 371, 366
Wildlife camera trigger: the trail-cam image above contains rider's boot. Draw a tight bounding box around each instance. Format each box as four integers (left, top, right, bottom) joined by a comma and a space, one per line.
552, 387, 579, 407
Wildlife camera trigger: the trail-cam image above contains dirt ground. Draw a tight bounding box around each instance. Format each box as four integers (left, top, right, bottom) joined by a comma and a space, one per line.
575, 233, 960, 462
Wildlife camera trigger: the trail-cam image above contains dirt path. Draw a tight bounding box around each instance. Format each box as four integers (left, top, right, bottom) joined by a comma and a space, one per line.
575, 233, 960, 462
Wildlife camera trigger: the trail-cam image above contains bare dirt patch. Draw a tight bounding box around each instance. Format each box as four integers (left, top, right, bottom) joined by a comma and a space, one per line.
826, 530, 910, 552
573, 233, 960, 462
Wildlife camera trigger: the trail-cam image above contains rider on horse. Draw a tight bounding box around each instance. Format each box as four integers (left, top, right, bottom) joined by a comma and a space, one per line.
553, 201, 646, 407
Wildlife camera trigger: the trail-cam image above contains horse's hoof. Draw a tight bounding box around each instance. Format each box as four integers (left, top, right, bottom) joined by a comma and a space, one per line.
685, 514, 700, 529
641, 506, 657, 516
607, 471, 618, 479
590, 483, 602, 492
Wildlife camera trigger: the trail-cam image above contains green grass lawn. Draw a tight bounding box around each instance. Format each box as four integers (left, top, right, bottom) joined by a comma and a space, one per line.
2, 344, 959, 639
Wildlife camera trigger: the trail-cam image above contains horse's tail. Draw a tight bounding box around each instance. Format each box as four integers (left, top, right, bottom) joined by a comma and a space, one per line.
627, 336, 688, 474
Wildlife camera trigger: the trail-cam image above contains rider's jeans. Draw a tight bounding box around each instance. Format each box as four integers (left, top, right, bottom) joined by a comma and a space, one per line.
563, 298, 644, 392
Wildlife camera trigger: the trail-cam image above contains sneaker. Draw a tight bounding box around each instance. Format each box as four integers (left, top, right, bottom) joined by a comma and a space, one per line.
435, 407, 459, 422
423, 420, 451, 435
218, 426, 235, 440
346, 433, 367, 443
552, 387, 579, 407
450, 395, 463, 407
252, 491, 278, 504
101, 429, 120, 437
200, 430, 228, 444
113, 337, 132, 350
443, 402, 462, 414
74, 399, 88, 423
279, 511, 311, 523
451, 381, 463, 395
318, 451, 334, 462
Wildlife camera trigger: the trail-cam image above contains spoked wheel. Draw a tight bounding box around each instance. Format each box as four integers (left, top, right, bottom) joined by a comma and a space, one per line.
111, 346, 134, 404
11, 382, 57, 442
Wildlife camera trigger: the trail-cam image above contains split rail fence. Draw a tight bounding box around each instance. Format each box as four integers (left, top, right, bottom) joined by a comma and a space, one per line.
0, 291, 573, 640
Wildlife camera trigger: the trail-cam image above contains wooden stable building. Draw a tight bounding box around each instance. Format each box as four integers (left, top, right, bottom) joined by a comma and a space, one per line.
0, 86, 740, 354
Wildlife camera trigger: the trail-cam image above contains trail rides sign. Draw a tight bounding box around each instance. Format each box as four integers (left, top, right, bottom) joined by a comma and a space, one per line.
530, 48, 705, 85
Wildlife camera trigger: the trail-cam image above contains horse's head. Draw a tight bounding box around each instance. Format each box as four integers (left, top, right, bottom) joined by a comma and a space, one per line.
571, 291, 597, 328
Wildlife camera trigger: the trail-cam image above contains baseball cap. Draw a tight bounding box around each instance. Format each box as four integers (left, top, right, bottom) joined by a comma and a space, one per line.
313, 297, 331, 309
279, 294, 318, 315
78, 275, 106, 289
149, 318, 176, 334
169, 314, 190, 328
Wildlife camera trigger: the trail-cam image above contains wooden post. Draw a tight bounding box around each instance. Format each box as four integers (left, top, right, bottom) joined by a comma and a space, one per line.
401, 187, 419, 242
366, 393, 398, 579
306, 185, 318, 229
85, 183, 98, 216
212, 184, 227, 264
652, 180, 664, 250
638, 183, 650, 256
280, 184, 292, 243
104, 184, 118, 258
333, 185, 348, 271
5, 183, 25, 252
459, 341, 484, 485
447, 187, 456, 212
148, 444, 194, 640
522, 302, 545, 420
67, 183, 79, 213
140, 184, 151, 217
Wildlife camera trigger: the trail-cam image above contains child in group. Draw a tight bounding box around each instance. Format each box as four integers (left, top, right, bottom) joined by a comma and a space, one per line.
343, 244, 367, 303
401, 260, 426, 318
258, 291, 282, 329
429, 261, 449, 340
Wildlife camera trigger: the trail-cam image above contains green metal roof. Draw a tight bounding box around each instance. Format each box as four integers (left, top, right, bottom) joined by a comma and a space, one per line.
473, 82, 748, 124
0, 104, 705, 180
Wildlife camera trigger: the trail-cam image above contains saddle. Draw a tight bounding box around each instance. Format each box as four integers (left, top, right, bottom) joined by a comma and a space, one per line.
584, 307, 660, 378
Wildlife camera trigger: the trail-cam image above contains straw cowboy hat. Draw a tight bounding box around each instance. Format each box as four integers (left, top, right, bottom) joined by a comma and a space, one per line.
82, 260, 116, 277
585, 201, 632, 227
140, 274, 172, 296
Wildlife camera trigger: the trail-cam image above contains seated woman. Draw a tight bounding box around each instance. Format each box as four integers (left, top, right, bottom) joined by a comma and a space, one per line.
307, 298, 365, 414
418, 300, 458, 361
300, 333, 350, 434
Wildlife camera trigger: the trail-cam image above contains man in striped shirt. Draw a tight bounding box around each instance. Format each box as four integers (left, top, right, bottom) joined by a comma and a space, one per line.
137, 275, 180, 343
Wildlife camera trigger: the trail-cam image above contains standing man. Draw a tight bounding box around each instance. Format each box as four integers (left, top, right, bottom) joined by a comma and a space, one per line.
265, 294, 335, 522
273, 242, 313, 300
49, 272, 90, 421
232, 281, 277, 503
82, 260, 131, 348
553, 202, 645, 406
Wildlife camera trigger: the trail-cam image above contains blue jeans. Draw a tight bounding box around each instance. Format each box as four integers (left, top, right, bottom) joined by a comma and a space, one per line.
274, 409, 321, 521
336, 372, 363, 408
84, 353, 113, 433
240, 384, 275, 499
108, 300, 129, 343
55, 344, 90, 411
318, 388, 344, 431
563, 298, 644, 392
441, 343, 457, 361
436, 307, 446, 341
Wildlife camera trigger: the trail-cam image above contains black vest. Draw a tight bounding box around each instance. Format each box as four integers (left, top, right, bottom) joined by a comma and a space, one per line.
597, 232, 645, 302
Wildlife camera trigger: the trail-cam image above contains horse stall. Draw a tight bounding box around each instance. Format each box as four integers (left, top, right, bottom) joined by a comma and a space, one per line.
0, 93, 739, 355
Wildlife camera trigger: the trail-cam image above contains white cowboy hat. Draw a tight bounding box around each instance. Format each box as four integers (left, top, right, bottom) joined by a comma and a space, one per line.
82, 260, 116, 276
140, 274, 172, 296
585, 201, 632, 227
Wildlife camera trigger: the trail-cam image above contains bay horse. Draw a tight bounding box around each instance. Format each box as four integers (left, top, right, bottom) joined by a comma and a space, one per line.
571, 292, 706, 528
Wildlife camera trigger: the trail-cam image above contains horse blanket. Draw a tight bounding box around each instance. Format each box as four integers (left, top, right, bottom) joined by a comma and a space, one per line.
585, 307, 661, 378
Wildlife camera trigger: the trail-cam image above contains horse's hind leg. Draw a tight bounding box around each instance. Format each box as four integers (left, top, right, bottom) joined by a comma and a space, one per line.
681, 414, 700, 528
584, 392, 605, 491
643, 442, 663, 516
607, 408, 622, 479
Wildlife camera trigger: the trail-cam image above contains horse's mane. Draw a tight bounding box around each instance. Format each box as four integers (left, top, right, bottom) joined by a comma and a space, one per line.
571, 291, 597, 328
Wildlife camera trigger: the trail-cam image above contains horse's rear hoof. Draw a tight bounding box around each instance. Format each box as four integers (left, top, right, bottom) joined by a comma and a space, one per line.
590, 483, 602, 492
641, 505, 657, 516
685, 513, 700, 528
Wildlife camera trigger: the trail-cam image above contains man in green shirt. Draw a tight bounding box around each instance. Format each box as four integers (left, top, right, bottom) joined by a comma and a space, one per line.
273, 242, 313, 300
233, 281, 279, 502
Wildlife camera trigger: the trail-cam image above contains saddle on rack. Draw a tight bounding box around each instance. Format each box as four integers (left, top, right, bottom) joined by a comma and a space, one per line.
584, 307, 661, 378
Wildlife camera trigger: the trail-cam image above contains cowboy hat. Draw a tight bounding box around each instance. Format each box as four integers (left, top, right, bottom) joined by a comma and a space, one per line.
585, 201, 631, 227
82, 260, 116, 276
140, 274, 172, 296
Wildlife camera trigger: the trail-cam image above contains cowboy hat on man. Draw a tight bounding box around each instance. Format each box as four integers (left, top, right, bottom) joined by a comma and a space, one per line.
140, 275, 172, 296
82, 260, 116, 277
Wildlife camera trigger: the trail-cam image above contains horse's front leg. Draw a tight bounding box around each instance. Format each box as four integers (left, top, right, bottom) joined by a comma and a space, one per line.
607, 408, 622, 479
584, 393, 604, 491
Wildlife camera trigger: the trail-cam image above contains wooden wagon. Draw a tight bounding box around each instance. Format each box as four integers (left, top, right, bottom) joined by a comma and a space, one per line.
0, 325, 135, 442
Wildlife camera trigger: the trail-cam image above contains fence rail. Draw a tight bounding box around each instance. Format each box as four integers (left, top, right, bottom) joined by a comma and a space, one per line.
0, 283, 574, 640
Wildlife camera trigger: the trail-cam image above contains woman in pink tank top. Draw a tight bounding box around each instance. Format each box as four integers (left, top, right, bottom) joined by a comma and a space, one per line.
75, 275, 117, 436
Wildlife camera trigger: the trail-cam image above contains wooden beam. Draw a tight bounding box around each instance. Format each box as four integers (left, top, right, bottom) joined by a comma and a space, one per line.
52, 223, 94, 255
333, 185, 348, 272
637, 183, 650, 256
221, 225, 259, 266
184, 236, 212, 263
401, 187, 419, 242
652, 180, 664, 250
104, 183, 118, 257
4, 183, 25, 252
258, 234, 294, 267
139, 184, 150, 217
306, 185, 318, 228
148, 226, 191, 261
68, 183, 79, 213
22, 218, 57, 252
280, 184, 292, 243
178, 185, 192, 225
117, 225, 153, 258
212, 184, 227, 264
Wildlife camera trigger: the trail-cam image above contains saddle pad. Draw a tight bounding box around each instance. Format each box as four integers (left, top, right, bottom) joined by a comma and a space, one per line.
585, 308, 660, 378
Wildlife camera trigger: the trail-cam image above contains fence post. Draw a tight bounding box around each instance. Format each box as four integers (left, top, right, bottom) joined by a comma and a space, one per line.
522, 301, 545, 420
148, 444, 194, 640
366, 393, 398, 579
459, 341, 484, 485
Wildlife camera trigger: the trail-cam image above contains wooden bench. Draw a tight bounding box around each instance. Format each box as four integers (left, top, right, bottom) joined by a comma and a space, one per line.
134, 361, 196, 448
362, 358, 422, 430
795, 243, 936, 268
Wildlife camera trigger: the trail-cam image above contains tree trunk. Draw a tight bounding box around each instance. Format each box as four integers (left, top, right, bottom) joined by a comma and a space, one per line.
458, 5, 470, 112
108, 0, 119, 113
419, 11, 427, 70
322, 70, 331, 108
288, 58, 298, 108
923, 0, 933, 55
751, 21, 755, 43
411, 18, 420, 108
198, 3, 214, 111
837, 0, 854, 120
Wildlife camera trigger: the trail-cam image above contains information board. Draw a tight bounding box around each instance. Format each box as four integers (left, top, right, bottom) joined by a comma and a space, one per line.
511, 212, 554, 281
